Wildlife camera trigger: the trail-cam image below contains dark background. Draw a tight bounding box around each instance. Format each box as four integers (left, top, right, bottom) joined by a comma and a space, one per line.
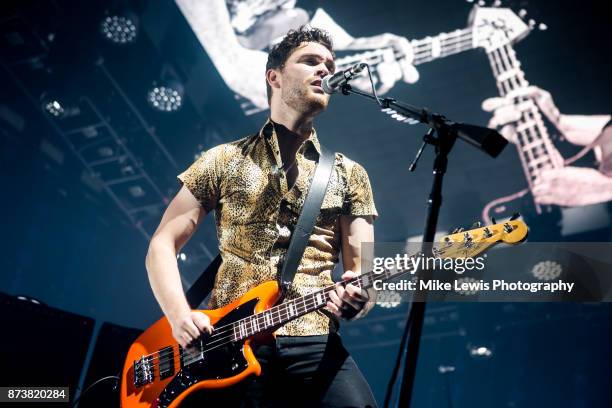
1, 0, 610, 406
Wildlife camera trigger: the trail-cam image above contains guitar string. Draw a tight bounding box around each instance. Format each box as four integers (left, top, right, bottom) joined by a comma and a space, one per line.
144, 254, 443, 371
334, 32, 473, 69
489, 45, 553, 187
139, 237, 496, 371
139, 243, 481, 369
140, 284, 348, 371
140, 275, 370, 367
180, 239, 498, 364
139, 266, 409, 369
488, 46, 535, 184
413, 38, 474, 65
335, 31, 473, 69
497, 44, 544, 171
139, 237, 495, 372
503, 43, 558, 172
150, 245, 479, 370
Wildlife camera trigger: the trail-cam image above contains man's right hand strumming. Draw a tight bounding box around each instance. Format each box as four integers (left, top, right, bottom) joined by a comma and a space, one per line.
170, 311, 214, 348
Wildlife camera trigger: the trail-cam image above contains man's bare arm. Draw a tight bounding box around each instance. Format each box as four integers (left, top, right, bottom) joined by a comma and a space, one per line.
145, 185, 213, 347
326, 215, 376, 320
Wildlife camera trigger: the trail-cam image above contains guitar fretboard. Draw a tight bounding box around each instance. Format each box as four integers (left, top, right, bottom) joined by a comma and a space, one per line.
334, 28, 474, 72
229, 253, 422, 342
486, 43, 561, 212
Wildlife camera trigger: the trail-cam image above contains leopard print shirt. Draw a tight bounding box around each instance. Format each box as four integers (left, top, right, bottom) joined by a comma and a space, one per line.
178, 120, 377, 336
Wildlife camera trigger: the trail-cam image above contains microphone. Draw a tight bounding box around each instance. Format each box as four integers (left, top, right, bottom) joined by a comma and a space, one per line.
321, 62, 367, 94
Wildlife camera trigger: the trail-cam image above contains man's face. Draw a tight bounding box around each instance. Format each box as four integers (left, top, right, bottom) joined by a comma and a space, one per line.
278, 42, 335, 115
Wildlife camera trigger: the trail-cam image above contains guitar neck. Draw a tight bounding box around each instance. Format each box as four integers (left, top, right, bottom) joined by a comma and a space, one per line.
486, 44, 561, 202
412, 28, 474, 66
335, 27, 475, 71
231, 260, 418, 341
231, 239, 496, 341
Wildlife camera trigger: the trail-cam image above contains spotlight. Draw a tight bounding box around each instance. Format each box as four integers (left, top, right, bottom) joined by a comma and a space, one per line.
531, 260, 562, 281
469, 345, 493, 358
100, 15, 137, 44
129, 185, 146, 198
44, 100, 65, 117
147, 83, 183, 112
454, 277, 480, 296
376, 290, 401, 308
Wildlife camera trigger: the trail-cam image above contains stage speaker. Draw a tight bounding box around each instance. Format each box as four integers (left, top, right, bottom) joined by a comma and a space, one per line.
78, 322, 143, 407
0, 292, 94, 406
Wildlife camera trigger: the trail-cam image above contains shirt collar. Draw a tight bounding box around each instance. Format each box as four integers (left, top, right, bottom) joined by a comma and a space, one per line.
259, 118, 322, 158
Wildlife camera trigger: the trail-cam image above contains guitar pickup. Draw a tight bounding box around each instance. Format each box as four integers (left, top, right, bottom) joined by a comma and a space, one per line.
158, 346, 175, 380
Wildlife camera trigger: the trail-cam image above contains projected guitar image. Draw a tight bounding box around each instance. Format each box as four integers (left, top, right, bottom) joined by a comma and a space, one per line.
474, 5, 612, 232
176, 1, 535, 115
120, 219, 528, 408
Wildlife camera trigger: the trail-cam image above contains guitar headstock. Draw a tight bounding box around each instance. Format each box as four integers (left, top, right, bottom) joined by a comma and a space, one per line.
435, 217, 528, 259
467, 0, 549, 53
468, 4, 529, 52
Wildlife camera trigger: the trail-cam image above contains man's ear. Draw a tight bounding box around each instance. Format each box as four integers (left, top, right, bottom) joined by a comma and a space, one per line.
266, 68, 281, 92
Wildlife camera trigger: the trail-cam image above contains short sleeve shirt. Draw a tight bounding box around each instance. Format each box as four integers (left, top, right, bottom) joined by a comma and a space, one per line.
178, 119, 377, 335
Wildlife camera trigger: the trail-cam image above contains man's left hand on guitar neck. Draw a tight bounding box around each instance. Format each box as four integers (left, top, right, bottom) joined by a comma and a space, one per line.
482, 85, 612, 207
326, 270, 375, 321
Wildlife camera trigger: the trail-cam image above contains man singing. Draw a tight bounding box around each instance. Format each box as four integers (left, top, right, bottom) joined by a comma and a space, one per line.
146, 26, 378, 407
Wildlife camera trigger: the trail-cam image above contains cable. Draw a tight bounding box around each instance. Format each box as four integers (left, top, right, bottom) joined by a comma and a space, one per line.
71, 375, 119, 408
364, 64, 384, 107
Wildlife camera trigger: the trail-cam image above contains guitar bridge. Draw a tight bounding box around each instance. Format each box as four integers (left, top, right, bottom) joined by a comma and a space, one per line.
133, 355, 154, 387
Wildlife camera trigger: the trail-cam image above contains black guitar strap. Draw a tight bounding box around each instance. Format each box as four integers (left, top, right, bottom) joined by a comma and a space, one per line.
279, 146, 334, 293
186, 146, 335, 308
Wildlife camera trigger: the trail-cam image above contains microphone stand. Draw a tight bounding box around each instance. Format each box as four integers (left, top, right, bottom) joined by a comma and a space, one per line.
338, 84, 507, 407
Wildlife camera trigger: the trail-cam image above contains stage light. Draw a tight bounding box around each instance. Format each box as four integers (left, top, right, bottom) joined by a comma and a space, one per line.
454, 277, 480, 296
100, 15, 137, 44
97, 146, 114, 158
438, 365, 455, 373
44, 100, 65, 117
531, 260, 562, 281
147, 84, 183, 112
376, 290, 401, 308
469, 345, 493, 358
129, 185, 146, 198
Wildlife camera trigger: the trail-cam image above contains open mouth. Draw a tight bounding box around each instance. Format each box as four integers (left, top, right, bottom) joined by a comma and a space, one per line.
310, 79, 323, 92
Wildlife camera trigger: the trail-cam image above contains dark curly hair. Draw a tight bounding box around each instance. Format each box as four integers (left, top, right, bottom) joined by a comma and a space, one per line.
265, 25, 334, 104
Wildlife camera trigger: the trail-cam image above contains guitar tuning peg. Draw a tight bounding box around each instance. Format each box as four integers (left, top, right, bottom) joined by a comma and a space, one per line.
477, 0, 485, 6
538, 23, 548, 31
491, 217, 497, 225
493, 0, 502, 6
528, 19, 536, 28
519, 9, 528, 18
451, 227, 465, 234
471, 221, 482, 229
510, 212, 521, 221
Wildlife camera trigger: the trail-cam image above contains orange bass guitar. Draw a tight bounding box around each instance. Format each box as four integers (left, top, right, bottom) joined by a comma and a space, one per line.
120, 219, 528, 408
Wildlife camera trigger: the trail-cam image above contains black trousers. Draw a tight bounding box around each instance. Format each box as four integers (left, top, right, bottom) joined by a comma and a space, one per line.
181, 333, 378, 408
